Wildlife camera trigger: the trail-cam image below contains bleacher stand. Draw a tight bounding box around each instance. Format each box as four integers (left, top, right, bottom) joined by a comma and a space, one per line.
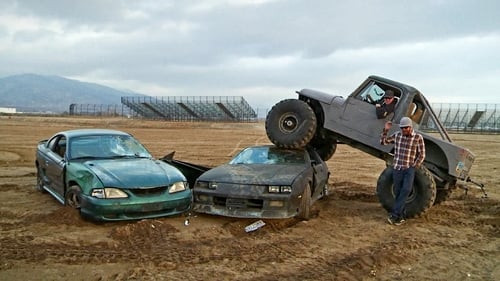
121, 96, 257, 122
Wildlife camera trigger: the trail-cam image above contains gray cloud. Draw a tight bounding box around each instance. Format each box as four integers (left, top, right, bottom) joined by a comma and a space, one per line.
1, 0, 499, 110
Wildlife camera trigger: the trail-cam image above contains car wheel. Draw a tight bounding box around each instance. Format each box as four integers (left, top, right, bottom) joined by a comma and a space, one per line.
65, 185, 82, 209
297, 184, 312, 220
36, 165, 46, 193
265, 99, 317, 149
376, 166, 436, 218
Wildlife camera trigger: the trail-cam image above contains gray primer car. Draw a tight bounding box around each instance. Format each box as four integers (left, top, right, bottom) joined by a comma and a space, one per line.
265, 75, 479, 218
163, 145, 329, 220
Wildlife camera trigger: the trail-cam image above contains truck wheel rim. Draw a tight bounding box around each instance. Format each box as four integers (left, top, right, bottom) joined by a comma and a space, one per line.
279, 114, 298, 133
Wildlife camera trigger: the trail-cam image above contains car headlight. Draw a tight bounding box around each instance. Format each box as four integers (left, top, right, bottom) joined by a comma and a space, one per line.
169, 181, 186, 193
91, 188, 128, 199
268, 185, 292, 193
269, 185, 280, 193
195, 181, 209, 189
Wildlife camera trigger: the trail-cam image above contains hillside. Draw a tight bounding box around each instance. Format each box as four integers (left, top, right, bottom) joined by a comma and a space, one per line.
0, 74, 145, 112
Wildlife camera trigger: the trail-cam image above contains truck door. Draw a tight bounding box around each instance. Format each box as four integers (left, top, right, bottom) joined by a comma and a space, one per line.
341, 82, 390, 141
309, 150, 328, 201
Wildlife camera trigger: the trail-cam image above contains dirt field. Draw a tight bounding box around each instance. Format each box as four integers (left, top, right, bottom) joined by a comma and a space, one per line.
0, 115, 498, 281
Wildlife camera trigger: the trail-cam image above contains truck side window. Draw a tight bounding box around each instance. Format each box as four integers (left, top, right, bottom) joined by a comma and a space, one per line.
408, 100, 425, 123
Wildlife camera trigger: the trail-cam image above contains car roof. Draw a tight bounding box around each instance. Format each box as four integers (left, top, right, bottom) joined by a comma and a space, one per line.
60, 129, 130, 138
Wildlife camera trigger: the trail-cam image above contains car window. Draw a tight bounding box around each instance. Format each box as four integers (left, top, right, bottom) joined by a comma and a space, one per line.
55, 137, 66, 158
229, 147, 305, 164
69, 135, 151, 159
46, 135, 66, 158
47, 136, 58, 151
106, 135, 150, 157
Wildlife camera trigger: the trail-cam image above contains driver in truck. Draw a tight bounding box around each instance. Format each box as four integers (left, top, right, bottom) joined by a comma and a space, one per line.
375, 90, 397, 119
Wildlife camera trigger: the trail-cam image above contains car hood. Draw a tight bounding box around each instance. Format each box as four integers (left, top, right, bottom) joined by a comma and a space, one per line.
82, 158, 184, 188
198, 164, 306, 185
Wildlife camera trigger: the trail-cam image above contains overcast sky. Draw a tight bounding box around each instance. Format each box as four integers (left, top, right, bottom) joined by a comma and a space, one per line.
1, 0, 499, 110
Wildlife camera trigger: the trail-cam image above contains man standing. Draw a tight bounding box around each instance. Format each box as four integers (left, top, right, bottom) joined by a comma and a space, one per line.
376, 90, 397, 119
380, 117, 425, 225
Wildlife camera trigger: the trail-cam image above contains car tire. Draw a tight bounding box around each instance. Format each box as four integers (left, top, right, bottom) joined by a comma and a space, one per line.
376, 166, 436, 218
265, 99, 317, 149
36, 165, 46, 193
65, 185, 82, 209
297, 183, 312, 220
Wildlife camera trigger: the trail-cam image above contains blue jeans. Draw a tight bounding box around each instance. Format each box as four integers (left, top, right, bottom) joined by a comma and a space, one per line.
391, 167, 416, 219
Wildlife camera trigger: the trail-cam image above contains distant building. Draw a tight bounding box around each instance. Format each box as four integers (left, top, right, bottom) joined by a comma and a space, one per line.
0, 107, 16, 114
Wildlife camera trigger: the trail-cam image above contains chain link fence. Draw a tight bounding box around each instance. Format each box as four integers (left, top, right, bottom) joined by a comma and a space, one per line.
66, 101, 499, 133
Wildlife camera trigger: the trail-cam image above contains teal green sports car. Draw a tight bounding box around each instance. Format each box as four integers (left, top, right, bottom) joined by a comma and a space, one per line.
35, 129, 192, 221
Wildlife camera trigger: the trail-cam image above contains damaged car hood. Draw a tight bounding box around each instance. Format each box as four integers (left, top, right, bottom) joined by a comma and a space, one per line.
198, 164, 306, 185
79, 158, 184, 188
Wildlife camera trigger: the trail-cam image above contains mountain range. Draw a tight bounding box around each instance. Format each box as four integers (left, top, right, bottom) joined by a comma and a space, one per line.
0, 74, 145, 113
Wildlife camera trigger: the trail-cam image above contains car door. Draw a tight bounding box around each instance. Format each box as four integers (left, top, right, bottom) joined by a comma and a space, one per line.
43, 135, 67, 198
308, 150, 328, 200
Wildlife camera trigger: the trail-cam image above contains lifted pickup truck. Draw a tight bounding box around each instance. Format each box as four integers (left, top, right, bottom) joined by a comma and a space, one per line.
265, 75, 477, 217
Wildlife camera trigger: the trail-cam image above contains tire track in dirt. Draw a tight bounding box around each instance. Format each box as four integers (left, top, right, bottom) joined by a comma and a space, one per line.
0, 217, 307, 270
0, 151, 21, 161
0, 182, 398, 276
1, 116, 499, 281
0, 158, 499, 280
333, 181, 379, 203
4, 189, 491, 279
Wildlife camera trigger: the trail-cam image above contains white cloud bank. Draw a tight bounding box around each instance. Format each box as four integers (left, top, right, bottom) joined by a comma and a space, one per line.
1, 0, 499, 109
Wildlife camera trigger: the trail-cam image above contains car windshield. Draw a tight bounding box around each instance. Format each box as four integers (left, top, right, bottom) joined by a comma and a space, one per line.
69, 134, 152, 160
229, 147, 305, 165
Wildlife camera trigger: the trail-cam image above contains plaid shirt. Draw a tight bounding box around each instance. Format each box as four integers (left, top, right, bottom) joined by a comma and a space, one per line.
380, 129, 425, 170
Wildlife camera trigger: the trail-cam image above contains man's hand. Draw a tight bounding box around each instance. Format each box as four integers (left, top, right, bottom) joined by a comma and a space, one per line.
375, 104, 381, 108
384, 121, 392, 131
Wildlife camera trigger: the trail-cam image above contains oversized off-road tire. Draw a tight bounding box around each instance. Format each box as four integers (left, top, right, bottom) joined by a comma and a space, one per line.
265, 99, 317, 149
316, 143, 336, 161
297, 184, 312, 220
376, 166, 436, 218
65, 185, 82, 209
310, 129, 337, 161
